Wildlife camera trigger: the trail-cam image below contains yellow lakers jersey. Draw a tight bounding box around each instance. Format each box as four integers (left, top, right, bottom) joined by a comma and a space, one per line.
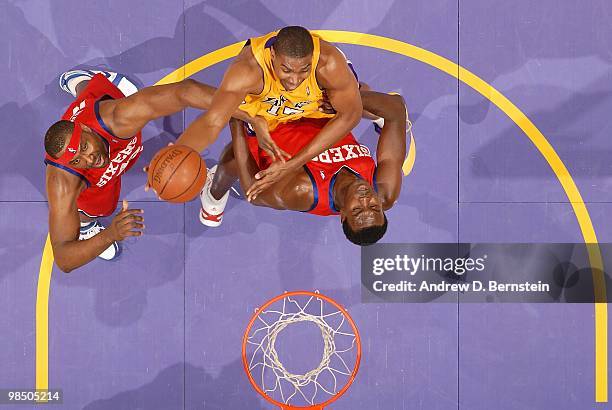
239, 30, 333, 131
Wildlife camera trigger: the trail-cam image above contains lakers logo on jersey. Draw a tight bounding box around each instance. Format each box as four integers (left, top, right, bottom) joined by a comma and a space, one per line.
260, 96, 312, 117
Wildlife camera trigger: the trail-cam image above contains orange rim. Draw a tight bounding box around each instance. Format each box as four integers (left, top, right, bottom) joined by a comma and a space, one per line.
241, 290, 361, 409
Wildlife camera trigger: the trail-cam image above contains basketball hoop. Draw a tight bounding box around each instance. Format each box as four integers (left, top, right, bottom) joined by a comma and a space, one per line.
242, 291, 361, 409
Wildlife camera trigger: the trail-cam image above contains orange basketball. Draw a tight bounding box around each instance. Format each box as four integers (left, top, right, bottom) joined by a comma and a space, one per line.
147, 145, 207, 203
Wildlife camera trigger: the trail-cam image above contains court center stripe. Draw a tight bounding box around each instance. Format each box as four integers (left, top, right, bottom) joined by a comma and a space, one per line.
36, 30, 607, 403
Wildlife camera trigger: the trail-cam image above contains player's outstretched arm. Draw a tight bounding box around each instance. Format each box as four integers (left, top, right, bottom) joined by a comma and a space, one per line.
47, 168, 144, 272
174, 58, 261, 153
361, 91, 408, 209
99, 78, 264, 139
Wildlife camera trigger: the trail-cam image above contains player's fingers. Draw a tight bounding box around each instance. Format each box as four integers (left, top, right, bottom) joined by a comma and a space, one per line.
116, 210, 143, 223
144, 167, 151, 191
254, 168, 271, 180
119, 219, 144, 232
249, 184, 268, 201
247, 189, 259, 202
117, 216, 136, 226
246, 180, 262, 196
126, 214, 145, 223
246, 186, 257, 200
123, 230, 143, 237
271, 145, 286, 163
118, 220, 137, 229
280, 148, 291, 161
124, 209, 144, 215
168, 142, 174, 146
247, 180, 271, 200
263, 148, 277, 162
128, 222, 145, 230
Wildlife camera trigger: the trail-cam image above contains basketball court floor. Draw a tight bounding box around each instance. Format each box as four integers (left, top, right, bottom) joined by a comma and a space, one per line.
1, 1, 611, 408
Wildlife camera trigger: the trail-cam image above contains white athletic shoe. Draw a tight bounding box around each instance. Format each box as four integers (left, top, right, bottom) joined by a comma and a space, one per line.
199, 165, 230, 227
79, 220, 119, 261
59, 69, 138, 98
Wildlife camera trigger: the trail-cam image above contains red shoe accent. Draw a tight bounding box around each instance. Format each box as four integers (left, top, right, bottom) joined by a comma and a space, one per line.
200, 208, 223, 223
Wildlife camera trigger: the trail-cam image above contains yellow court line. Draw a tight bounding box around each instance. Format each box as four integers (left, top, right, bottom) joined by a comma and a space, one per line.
36, 31, 607, 402
312, 31, 608, 402
35, 234, 54, 398
402, 130, 416, 176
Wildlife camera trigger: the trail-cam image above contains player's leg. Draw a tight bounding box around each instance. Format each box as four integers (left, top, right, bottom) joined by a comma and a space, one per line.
199, 143, 237, 227
211, 143, 239, 199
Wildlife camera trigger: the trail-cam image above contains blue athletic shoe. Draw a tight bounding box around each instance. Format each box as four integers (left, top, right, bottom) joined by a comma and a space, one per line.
373, 117, 385, 135
59, 69, 138, 97
78, 220, 120, 261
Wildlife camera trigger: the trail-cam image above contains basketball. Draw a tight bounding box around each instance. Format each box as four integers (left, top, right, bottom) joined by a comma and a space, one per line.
147, 145, 207, 203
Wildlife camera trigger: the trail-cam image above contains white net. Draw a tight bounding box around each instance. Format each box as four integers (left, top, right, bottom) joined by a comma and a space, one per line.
245, 292, 359, 408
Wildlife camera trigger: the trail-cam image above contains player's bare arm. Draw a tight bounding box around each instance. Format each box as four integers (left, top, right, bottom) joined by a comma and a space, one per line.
46, 167, 144, 272
361, 91, 407, 209
230, 120, 308, 210
96, 77, 269, 141
174, 48, 264, 153
246, 42, 361, 198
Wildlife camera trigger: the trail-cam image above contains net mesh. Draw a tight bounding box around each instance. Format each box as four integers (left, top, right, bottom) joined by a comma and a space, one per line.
245, 292, 358, 407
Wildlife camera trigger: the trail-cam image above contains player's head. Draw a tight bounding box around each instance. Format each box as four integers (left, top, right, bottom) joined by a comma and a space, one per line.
339, 179, 387, 245
271, 26, 314, 91
44, 120, 109, 169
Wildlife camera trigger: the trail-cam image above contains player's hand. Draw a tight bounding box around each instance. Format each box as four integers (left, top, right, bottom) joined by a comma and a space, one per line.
318, 91, 336, 114
318, 100, 336, 115
246, 161, 289, 202
250, 116, 291, 162
106, 200, 145, 241
144, 142, 174, 195
143, 166, 154, 193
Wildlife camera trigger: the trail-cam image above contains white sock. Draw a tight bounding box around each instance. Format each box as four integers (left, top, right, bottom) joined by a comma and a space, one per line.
206, 185, 229, 205
116, 77, 138, 97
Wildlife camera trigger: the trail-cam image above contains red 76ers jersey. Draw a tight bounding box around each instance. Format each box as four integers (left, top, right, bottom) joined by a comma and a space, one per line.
246, 117, 377, 216
44, 74, 143, 190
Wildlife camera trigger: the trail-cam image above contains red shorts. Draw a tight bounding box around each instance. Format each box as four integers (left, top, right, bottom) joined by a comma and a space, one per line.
245, 118, 337, 170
